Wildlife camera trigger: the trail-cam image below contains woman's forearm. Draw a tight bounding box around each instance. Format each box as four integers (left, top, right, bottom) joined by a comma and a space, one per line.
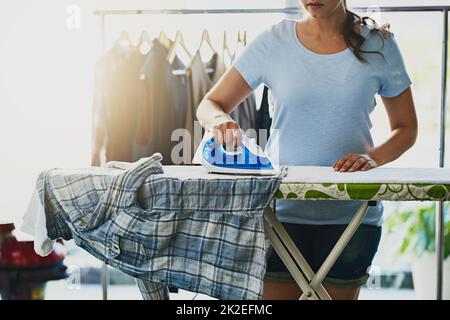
196, 98, 235, 130
196, 67, 255, 130
367, 126, 417, 166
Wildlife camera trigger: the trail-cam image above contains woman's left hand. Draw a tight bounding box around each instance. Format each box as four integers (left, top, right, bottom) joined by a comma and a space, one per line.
332, 153, 378, 172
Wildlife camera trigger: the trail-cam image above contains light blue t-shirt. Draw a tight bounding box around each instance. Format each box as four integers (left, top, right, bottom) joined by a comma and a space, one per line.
233, 19, 412, 226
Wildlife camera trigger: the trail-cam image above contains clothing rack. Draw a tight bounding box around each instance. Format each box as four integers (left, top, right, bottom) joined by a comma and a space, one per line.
94, 7, 301, 50
93, 5, 449, 301
172, 68, 214, 76
93, 8, 301, 16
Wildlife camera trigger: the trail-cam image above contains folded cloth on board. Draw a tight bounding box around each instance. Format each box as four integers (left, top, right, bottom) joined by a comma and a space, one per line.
28, 153, 287, 300
20, 160, 136, 256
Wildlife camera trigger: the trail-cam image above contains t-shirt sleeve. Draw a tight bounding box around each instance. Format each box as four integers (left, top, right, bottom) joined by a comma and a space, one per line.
378, 32, 412, 97
233, 29, 272, 90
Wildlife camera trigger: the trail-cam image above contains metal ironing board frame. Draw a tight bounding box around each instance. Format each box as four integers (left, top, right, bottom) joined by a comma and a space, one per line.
263, 200, 369, 300
93, 5, 449, 300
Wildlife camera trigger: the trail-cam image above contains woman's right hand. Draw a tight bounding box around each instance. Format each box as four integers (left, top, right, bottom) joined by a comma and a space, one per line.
212, 121, 242, 150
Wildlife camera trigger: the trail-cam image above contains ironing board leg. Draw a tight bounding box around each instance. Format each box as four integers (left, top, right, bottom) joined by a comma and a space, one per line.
102, 262, 109, 300
263, 219, 320, 300
308, 202, 369, 291
263, 207, 330, 300
264, 201, 369, 300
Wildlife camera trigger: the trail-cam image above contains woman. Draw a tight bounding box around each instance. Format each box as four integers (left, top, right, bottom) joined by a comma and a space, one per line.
196, 0, 417, 300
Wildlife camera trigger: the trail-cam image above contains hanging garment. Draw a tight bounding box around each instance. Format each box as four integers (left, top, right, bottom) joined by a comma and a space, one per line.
135, 40, 188, 164
92, 44, 144, 163
206, 50, 257, 133
205, 51, 226, 85
255, 86, 273, 147
184, 51, 213, 163
230, 94, 257, 134
32, 154, 287, 300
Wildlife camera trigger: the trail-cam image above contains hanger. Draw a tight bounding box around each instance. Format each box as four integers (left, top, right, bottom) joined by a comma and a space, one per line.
197, 29, 216, 64
222, 31, 233, 68
167, 30, 192, 64
158, 31, 172, 50
137, 30, 152, 54
198, 29, 216, 54
223, 31, 230, 55
232, 30, 247, 62
236, 30, 247, 46
172, 31, 215, 76
115, 30, 134, 49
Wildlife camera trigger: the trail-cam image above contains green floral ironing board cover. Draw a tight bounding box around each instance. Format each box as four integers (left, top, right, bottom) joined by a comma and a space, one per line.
275, 166, 450, 201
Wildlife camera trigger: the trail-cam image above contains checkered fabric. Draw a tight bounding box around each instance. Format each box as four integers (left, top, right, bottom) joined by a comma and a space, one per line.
135, 279, 170, 300
37, 153, 286, 299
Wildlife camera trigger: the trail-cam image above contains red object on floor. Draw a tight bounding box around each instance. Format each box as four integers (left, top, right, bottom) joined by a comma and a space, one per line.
0, 222, 67, 300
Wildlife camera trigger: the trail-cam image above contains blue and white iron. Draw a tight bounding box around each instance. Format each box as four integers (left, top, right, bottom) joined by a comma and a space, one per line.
199, 134, 277, 175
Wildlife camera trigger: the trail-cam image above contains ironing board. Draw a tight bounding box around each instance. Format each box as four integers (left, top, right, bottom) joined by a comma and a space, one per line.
162, 165, 450, 300
267, 166, 450, 300
24, 164, 450, 300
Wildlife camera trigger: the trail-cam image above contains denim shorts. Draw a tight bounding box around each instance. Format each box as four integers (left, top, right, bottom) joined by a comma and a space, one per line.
265, 223, 382, 288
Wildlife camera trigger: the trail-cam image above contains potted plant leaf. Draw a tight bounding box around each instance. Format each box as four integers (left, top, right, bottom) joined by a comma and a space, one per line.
385, 203, 450, 299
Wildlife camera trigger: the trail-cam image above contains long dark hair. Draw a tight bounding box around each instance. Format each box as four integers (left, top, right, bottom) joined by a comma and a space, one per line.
342, 2, 389, 62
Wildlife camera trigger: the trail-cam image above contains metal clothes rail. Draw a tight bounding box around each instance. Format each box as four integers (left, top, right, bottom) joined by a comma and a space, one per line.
93, 8, 301, 15
93, 5, 448, 300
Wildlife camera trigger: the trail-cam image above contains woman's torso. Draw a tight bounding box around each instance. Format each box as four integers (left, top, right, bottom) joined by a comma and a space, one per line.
261, 19, 387, 225
265, 19, 385, 167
